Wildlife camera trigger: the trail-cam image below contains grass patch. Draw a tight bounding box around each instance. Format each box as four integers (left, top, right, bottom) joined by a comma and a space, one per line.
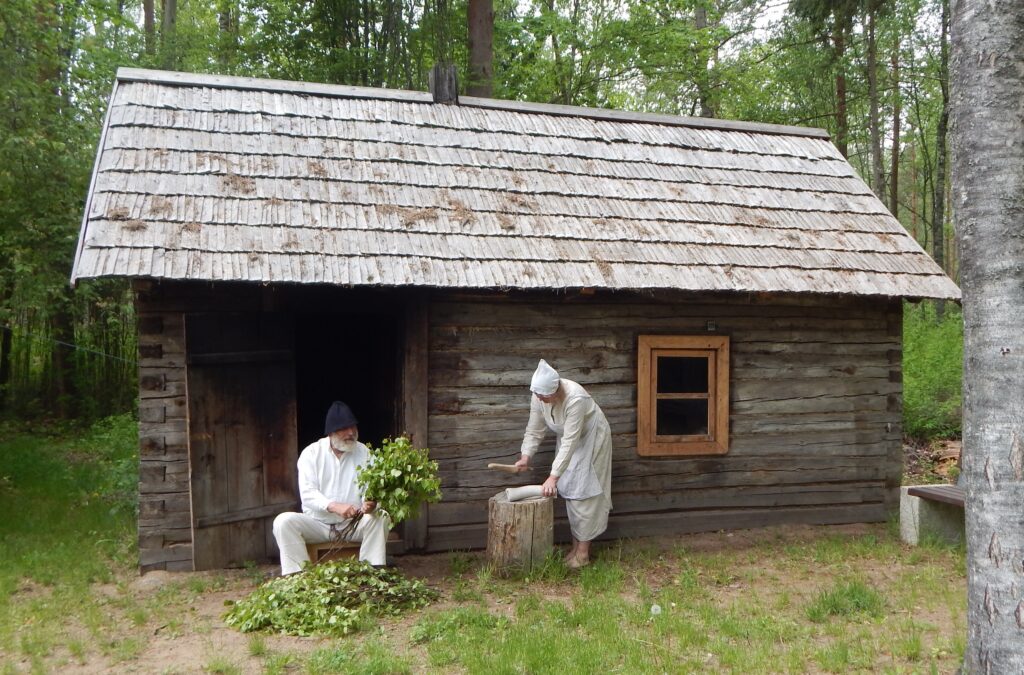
307, 639, 412, 675
0, 415, 137, 661
806, 579, 885, 622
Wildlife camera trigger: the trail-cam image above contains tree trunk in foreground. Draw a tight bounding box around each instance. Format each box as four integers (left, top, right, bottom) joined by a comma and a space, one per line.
467, 0, 493, 97
950, 0, 1024, 670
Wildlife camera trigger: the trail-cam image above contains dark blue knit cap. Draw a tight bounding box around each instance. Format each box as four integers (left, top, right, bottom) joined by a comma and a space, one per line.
324, 401, 358, 435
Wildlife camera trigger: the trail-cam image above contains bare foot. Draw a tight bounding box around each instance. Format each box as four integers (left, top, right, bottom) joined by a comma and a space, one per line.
566, 554, 589, 569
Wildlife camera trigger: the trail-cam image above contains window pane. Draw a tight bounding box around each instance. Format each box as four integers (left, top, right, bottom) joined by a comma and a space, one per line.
656, 399, 709, 436
657, 356, 708, 394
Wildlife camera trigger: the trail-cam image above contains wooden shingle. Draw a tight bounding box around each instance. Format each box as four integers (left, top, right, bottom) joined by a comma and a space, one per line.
72, 68, 960, 300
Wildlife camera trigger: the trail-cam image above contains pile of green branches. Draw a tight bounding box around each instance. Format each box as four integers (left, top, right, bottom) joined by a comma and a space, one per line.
224, 560, 437, 636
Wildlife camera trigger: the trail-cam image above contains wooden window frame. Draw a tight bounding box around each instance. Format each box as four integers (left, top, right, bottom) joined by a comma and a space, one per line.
637, 335, 729, 456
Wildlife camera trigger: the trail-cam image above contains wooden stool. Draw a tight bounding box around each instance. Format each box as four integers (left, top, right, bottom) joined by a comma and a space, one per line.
305, 531, 402, 565
487, 491, 553, 574
306, 541, 360, 564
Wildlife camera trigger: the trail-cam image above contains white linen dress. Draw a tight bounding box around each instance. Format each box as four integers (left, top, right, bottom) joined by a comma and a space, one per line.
520, 379, 613, 541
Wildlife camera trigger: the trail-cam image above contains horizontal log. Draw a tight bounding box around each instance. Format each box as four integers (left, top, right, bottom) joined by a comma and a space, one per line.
139, 364, 186, 381
137, 528, 191, 549
429, 301, 890, 328
424, 501, 890, 552
428, 482, 890, 526
138, 430, 188, 457
430, 365, 635, 387
444, 453, 886, 483
427, 414, 901, 454
137, 419, 188, 436
732, 411, 897, 434
140, 544, 194, 565
600, 503, 890, 541
139, 355, 186, 368
139, 532, 192, 552
138, 474, 189, 494
433, 438, 896, 480
138, 397, 187, 423
427, 379, 896, 418
139, 385, 187, 400
435, 289, 894, 312
139, 492, 190, 517
137, 333, 185, 355
732, 395, 891, 417
438, 465, 889, 502
139, 510, 191, 529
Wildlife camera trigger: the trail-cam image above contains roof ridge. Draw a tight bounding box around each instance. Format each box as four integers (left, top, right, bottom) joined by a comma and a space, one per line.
115, 67, 830, 140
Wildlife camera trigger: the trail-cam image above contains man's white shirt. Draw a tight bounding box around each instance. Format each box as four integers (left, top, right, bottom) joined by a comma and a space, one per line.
297, 437, 370, 524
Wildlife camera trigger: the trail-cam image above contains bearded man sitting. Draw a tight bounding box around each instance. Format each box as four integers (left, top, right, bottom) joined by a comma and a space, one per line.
272, 401, 390, 574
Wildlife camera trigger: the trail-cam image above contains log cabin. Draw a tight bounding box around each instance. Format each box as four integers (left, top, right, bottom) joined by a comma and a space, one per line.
71, 68, 960, 571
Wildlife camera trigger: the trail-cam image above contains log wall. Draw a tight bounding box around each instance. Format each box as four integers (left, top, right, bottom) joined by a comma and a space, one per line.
135, 283, 193, 571
133, 281, 902, 567
424, 290, 903, 551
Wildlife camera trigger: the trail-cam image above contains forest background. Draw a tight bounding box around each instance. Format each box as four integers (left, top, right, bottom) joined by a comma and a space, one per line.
0, 0, 961, 442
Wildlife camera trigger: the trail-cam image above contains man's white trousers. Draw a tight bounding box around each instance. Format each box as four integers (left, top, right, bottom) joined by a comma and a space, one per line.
272, 511, 390, 574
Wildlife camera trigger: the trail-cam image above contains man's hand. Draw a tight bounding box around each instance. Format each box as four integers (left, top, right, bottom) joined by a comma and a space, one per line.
328, 502, 361, 519
362, 500, 376, 514
541, 475, 558, 497
513, 455, 531, 472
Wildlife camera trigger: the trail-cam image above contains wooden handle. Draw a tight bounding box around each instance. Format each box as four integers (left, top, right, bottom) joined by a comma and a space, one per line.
487, 463, 526, 474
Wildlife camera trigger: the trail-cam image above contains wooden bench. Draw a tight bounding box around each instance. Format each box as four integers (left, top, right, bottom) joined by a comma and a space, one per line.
899, 484, 965, 546
907, 484, 964, 507
306, 540, 360, 564
305, 531, 402, 565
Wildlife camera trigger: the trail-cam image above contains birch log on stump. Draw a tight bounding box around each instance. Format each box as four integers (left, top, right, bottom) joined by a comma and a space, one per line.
486, 491, 553, 574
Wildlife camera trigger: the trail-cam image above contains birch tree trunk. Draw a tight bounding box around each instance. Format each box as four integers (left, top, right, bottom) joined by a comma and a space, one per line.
888, 44, 900, 217
866, 9, 884, 198
833, 28, 848, 158
950, 0, 1024, 669
932, 0, 950, 319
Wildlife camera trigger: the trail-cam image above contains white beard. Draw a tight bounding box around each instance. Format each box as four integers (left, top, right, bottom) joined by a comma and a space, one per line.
329, 433, 358, 453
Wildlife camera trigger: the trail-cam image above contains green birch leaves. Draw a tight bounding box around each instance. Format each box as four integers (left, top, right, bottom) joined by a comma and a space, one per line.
358, 436, 441, 525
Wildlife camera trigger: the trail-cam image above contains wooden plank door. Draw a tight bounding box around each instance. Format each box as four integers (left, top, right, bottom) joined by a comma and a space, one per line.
186, 313, 298, 570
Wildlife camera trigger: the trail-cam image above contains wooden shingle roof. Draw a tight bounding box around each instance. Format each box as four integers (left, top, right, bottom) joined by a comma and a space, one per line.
71, 68, 960, 299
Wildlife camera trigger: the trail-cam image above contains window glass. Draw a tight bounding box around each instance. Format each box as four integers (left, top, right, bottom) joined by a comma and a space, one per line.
657, 356, 708, 394
656, 399, 709, 435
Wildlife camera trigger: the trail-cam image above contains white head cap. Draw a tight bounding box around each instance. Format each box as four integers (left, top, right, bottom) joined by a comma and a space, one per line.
530, 359, 560, 395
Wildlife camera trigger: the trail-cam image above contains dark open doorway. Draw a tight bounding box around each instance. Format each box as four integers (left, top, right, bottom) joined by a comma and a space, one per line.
293, 312, 402, 452
294, 313, 401, 454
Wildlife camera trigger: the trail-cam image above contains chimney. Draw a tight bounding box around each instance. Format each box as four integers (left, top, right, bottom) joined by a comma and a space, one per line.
429, 63, 459, 104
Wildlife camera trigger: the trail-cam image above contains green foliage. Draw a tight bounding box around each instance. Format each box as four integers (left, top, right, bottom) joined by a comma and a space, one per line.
0, 0, 138, 421
223, 559, 438, 636
358, 436, 441, 525
903, 302, 963, 440
806, 579, 885, 622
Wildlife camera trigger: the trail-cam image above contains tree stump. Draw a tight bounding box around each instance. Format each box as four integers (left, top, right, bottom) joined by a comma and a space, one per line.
486, 491, 553, 574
